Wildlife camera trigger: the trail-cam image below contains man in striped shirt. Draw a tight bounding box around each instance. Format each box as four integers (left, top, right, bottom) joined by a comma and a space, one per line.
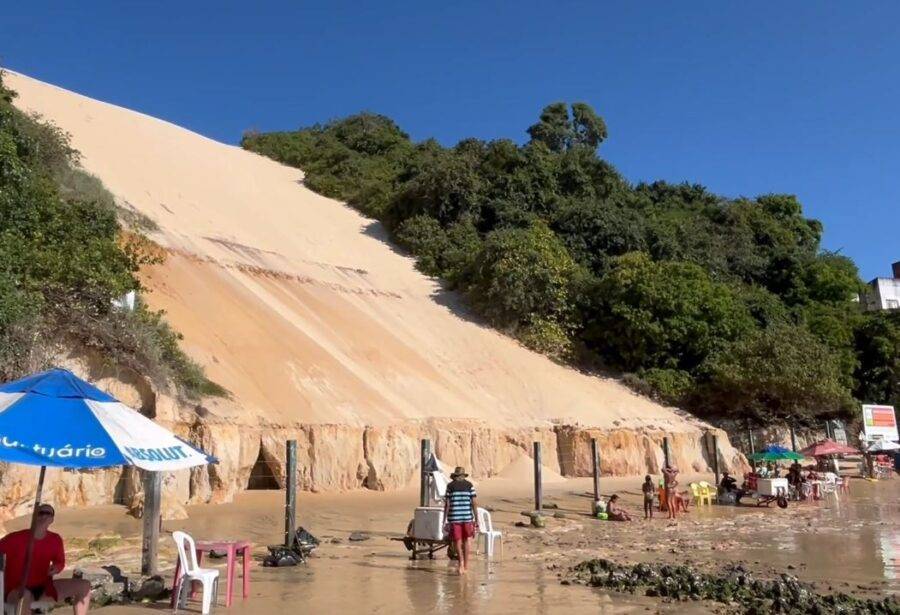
444, 466, 479, 574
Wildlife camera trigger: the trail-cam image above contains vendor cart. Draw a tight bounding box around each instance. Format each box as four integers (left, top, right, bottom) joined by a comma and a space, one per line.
392, 535, 457, 560
743, 475, 789, 508
393, 506, 459, 560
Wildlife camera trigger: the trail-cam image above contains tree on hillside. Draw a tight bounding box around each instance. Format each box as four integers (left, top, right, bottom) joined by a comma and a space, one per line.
527, 102, 607, 152
571, 103, 608, 150
853, 312, 900, 407
697, 324, 854, 426
550, 198, 646, 273
583, 252, 754, 373
466, 222, 578, 334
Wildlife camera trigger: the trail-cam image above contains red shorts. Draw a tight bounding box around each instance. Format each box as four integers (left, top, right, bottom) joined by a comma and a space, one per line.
449, 522, 475, 541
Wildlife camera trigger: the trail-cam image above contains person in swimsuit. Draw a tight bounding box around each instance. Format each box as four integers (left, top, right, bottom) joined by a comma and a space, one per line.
606, 495, 631, 521
663, 466, 679, 520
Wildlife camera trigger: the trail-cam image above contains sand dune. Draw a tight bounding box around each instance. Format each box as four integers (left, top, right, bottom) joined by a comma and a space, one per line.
6, 70, 700, 433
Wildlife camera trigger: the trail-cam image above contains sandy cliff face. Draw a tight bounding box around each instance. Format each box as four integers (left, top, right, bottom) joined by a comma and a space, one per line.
1, 71, 745, 517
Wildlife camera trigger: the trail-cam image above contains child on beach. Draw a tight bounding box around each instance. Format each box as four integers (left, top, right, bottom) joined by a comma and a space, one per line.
642, 475, 654, 519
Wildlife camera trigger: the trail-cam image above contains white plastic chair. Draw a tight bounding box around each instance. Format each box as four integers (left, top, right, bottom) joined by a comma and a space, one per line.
474, 507, 503, 560
821, 473, 838, 496
172, 531, 219, 615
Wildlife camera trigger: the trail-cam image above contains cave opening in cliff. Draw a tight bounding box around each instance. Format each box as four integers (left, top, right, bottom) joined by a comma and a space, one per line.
247, 446, 281, 490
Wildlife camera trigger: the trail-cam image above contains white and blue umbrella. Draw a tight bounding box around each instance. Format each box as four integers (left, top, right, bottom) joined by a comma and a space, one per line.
0, 368, 214, 609
0, 368, 213, 470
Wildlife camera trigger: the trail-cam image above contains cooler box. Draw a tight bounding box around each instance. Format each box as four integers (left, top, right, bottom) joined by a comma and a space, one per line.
413, 507, 445, 541
757, 478, 788, 496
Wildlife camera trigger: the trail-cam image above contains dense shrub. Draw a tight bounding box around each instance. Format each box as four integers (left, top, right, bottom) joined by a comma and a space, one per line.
0, 72, 222, 399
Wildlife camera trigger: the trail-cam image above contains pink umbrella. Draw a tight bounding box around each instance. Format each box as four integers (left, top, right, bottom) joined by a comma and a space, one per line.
799, 439, 860, 457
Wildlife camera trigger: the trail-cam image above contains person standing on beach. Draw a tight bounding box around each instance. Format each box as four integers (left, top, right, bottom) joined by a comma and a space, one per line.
444, 466, 478, 574
663, 466, 679, 520
642, 475, 655, 519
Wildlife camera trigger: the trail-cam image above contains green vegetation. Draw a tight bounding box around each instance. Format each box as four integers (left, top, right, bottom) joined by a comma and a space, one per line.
0, 72, 223, 400
243, 102, 899, 427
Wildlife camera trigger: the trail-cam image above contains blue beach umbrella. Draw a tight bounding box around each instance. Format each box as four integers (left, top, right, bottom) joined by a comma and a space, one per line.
0, 368, 213, 469
0, 368, 214, 609
747, 444, 804, 462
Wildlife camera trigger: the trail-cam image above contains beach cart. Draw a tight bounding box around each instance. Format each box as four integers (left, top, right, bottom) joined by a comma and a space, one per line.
394, 535, 454, 560
752, 477, 790, 508
393, 507, 457, 560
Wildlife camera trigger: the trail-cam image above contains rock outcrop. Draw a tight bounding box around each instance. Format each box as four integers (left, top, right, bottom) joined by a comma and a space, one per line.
0, 362, 747, 526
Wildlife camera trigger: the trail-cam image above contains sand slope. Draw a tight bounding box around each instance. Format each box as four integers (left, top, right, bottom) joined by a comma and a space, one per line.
6, 71, 701, 432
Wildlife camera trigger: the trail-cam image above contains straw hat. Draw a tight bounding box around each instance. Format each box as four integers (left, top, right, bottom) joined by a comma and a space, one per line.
450, 466, 468, 478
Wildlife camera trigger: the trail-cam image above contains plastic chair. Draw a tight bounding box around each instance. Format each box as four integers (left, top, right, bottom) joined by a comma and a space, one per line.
800, 482, 815, 502
822, 473, 838, 496
699, 481, 717, 503
474, 508, 503, 559
172, 531, 219, 615
838, 476, 850, 495
688, 483, 704, 506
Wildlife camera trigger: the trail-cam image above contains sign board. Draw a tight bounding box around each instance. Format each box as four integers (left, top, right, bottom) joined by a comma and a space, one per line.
861, 405, 898, 441
831, 424, 848, 445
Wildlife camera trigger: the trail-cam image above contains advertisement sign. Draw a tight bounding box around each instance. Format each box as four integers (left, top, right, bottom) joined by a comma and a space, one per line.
862, 405, 899, 441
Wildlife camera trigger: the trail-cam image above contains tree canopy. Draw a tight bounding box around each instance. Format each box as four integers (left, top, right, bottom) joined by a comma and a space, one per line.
242, 101, 895, 427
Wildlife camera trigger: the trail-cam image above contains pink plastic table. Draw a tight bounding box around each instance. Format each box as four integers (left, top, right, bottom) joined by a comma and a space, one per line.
170, 539, 252, 608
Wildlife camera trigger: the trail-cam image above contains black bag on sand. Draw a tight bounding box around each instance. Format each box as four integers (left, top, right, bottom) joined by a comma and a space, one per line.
263, 527, 319, 567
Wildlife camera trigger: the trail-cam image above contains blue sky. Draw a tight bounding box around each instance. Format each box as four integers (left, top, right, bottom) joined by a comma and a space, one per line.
2, 2, 897, 280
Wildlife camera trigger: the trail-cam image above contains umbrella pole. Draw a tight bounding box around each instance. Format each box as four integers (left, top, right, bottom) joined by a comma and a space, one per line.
16, 465, 46, 615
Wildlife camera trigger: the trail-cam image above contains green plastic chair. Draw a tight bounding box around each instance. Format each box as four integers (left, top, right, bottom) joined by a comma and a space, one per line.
689, 482, 706, 506
699, 480, 717, 503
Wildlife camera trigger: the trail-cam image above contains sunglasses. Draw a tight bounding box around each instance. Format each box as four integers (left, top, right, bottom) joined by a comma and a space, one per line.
37, 510, 54, 517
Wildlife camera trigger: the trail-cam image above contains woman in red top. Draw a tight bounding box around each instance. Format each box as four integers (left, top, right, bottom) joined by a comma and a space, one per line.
0, 504, 91, 614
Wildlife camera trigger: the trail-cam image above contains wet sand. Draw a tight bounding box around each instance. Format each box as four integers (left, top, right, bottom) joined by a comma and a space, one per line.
9, 474, 898, 613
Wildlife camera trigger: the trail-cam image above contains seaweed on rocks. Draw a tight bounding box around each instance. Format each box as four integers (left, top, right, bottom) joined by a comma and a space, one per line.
568, 559, 899, 614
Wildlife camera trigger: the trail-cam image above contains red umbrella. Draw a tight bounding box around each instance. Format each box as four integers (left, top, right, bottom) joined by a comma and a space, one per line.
799, 439, 859, 457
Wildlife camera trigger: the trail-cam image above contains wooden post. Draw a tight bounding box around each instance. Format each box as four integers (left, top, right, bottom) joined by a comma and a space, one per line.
789, 425, 798, 452
16, 466, 47, 615
711, 434, 720, 501
141, 471, 162, 576
591, 438, 600, 502
419, 439, 431, 507
533, 442, 542, 512
662, 436, 671, 469
284, 440, 297, 548
747, 421, 756, 455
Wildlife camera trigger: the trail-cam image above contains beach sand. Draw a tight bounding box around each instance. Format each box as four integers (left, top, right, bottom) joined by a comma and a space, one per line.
6, 474, 895, 614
